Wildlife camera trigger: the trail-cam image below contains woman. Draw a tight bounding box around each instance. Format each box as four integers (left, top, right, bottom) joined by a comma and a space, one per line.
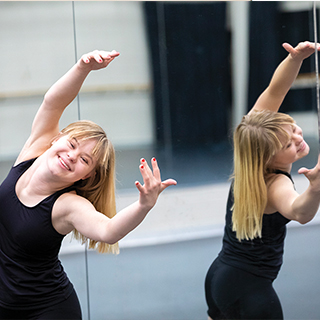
205, 41, 320, 319
0, 50, 176, 319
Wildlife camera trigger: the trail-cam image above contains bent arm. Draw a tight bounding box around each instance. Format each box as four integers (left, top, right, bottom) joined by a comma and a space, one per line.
58, 197, 151, 244
250, 41, 319, 114
268, 159, 320, 224
16, 50, 119, 164
57, 158, 177, 244
291, 187, 320, 224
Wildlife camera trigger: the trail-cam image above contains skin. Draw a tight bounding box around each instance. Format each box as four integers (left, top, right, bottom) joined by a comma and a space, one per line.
14, 49, 177, 245
208, 41, 320, 320
249, 41, 320, 225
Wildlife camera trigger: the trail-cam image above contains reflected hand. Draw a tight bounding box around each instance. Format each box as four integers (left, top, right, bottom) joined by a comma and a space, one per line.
282, 41, 320, 61
298, 154, 320, 192
79, 50, 120, 71
135, 158, 177, 210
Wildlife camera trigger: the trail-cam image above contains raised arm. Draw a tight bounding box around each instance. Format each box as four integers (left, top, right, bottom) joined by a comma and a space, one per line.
16, 50, 119, 164
250, 41, 319, 114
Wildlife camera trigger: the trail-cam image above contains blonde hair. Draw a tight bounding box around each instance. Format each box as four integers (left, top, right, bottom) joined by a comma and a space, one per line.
232, 110, 294, 241
60, 120, 119, 254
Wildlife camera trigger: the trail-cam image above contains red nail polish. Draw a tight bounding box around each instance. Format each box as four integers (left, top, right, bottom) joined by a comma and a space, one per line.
141, 165, 144, 169
142, 159, 146, 162
152, 157, 156, 161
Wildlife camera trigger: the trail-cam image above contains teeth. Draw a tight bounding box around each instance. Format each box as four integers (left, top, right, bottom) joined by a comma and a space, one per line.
59, 157, 70, 170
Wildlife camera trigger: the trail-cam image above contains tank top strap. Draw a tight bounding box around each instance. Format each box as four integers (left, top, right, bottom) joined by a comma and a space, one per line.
272, 169, 293, 183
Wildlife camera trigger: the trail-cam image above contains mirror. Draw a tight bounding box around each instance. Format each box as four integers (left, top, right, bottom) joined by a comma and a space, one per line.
0, 1, 319, 319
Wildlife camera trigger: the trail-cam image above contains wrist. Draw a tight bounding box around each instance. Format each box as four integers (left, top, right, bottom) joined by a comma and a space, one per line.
137, 200, 154, 214
76, 60, 92, 74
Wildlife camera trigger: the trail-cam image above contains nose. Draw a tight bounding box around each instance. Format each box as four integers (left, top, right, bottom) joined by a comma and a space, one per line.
67, 151, 78, 162
294, 128, 303, 144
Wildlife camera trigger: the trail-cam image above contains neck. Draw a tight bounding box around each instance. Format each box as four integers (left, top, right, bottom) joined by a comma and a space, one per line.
268, 163, 292, 174
25, 156, 74, 196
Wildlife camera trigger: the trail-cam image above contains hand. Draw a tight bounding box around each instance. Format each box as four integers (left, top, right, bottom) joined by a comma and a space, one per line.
282, 41, 320, 61
79, 50, 120, 71
298, 154, 320, 192
135, 158, 177, 210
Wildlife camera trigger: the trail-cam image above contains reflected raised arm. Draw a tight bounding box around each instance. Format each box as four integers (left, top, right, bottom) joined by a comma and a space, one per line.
250, 41, 319, 115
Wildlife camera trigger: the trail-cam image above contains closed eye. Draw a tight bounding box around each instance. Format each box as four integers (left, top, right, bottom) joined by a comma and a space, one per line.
68, 140, 75, 149
81, 157, 89, 164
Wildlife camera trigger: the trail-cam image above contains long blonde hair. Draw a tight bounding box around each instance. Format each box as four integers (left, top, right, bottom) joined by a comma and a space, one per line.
232, 110, 294, 241
60, 120, 119, 254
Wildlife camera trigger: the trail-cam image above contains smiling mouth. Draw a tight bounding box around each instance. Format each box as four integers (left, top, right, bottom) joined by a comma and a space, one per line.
298, 142, 306, 153
59, 156, 71, 171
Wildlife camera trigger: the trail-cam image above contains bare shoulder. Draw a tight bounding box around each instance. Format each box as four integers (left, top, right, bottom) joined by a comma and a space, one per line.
54, 191, 94, 215
52, 191, 95, 235
265, 172, 292, 189
265, 172, 296, 214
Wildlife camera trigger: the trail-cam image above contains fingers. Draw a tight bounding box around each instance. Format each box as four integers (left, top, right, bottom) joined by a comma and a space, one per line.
134, 158, 152, 191
135, 157, 177, 191
282, 42, 294, 54
298, 167, 309, 175
135, 180, 143, 193
161, 178, 178, 191
139, 158, 153, 186
81, 50, 120, 65
151, 157, 161, 181
282, 41, 320, 60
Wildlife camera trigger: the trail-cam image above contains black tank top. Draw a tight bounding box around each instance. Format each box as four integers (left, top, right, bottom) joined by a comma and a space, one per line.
219, 170, 291, 280
0, 159, 74, 310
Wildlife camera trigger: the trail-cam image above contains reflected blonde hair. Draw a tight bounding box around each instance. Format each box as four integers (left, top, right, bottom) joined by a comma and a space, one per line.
232, 110, 294, 241
60, 120, 119, 254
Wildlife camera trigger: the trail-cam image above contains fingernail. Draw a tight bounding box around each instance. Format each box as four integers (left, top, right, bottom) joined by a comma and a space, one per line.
152, 157, 156, 161
141, 158, 146, 162
141, 165, 144, 169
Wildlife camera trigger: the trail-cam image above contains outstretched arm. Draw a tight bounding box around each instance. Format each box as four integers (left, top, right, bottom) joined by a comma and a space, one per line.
57, 158, 177, 244
250, 41, 319, 114
104, 157, 177, 242
16, 50, 119, 164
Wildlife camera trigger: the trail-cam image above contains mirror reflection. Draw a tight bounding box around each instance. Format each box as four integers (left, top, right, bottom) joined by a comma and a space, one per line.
0, 2, 319, 320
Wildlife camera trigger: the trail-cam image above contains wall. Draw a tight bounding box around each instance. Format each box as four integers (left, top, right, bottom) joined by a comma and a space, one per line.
0, 1, 154, 161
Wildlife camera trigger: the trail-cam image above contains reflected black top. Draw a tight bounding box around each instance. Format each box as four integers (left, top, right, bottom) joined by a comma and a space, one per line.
0, 159, 74, 310
219, 170, 292, 280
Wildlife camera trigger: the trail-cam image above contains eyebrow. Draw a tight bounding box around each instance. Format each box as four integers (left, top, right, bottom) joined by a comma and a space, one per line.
72, 138, 94, 163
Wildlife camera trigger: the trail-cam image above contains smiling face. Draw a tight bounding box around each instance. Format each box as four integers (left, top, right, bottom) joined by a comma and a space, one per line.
47, 134, 98, 184
268, 124, 310, 171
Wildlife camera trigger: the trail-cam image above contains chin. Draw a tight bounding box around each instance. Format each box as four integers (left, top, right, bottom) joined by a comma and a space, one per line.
305, 143, 310, 155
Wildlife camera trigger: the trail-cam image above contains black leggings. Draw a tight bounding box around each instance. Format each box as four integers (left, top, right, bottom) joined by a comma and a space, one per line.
205, 258, 283, 320
0, 289, 82, 320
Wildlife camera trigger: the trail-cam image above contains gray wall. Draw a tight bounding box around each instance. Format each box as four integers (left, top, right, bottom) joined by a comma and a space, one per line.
0, 1, 154, 161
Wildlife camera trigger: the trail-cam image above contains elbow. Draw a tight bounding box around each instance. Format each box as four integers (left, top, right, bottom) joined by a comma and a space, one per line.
103, 237, 119, 245
101, 230, 124, 245
294, 215, 312, 225
297, 219, 309, 225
